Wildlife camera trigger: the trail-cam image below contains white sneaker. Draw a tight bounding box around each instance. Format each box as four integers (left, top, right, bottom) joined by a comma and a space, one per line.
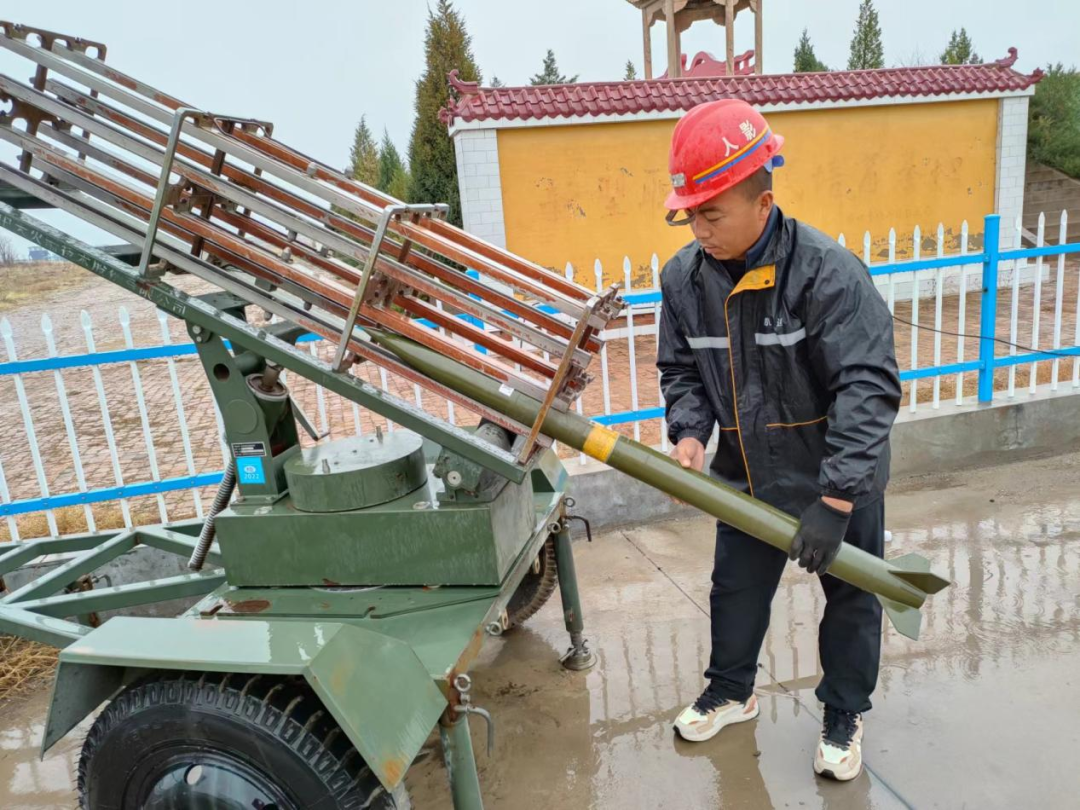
814, 706, 864, 781
674, 689, 759, 742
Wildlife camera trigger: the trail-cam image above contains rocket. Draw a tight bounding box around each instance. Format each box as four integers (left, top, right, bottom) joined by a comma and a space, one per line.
369, 331, 950, 640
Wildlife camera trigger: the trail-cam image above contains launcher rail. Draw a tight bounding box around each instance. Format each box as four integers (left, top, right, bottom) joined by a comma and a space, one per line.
0, 21, 622, 467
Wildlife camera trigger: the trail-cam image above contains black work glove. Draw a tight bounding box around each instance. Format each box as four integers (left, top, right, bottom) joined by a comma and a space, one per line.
789, 498, 851, 575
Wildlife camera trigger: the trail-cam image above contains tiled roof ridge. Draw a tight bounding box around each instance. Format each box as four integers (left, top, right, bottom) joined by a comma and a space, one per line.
440, 48, 1043, 126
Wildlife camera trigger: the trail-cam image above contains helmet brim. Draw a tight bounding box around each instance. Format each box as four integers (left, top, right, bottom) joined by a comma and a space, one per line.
664, 186, 722, 211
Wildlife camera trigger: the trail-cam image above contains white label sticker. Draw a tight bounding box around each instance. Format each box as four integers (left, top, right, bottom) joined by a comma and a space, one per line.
498, 384, 514, 396
231, 441, 267, 457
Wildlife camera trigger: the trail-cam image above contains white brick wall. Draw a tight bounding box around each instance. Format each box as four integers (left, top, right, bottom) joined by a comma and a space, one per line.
453, 129, 506, 248
995, 96, 1029, 250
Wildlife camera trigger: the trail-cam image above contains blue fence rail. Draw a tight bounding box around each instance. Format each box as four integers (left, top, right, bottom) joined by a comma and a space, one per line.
1, 214, 1078, 526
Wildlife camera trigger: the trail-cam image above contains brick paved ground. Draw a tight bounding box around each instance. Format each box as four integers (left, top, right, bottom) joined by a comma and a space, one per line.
0, 260, 1077, 541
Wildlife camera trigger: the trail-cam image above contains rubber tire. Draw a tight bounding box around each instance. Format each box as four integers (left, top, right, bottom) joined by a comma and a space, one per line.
505, 536, 558, 629
77, 671, 410, 810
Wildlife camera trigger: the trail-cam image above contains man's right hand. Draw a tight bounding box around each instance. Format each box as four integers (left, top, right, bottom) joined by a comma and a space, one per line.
670, 436, 706, 473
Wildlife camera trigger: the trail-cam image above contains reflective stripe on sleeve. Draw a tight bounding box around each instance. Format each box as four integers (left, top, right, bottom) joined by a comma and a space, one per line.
686, 336, 730, 349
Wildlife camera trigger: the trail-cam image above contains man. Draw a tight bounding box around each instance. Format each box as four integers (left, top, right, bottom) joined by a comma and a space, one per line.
657, 99, 901, 782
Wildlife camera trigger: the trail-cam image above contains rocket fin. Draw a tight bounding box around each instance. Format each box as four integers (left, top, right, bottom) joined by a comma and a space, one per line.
889, 552, 951, 595
878, 596, 923, 641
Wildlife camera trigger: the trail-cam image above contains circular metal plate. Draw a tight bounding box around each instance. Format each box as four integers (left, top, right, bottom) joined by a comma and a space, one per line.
284, 432, 427, 512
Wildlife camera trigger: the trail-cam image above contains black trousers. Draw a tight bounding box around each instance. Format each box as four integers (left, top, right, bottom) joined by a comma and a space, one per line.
705, 500, 884, 714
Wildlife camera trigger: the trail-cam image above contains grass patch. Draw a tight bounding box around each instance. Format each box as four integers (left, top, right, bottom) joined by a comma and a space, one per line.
0, 501, 203, 544
0, 261, 91, 311
0, 503, 130, 543
0, 634, 58, 703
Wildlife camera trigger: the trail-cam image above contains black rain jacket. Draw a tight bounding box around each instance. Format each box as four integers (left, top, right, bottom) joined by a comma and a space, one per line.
657, 207, 902, 515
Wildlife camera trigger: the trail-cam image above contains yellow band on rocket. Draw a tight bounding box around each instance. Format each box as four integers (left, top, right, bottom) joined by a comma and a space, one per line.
582, 425, 619, 462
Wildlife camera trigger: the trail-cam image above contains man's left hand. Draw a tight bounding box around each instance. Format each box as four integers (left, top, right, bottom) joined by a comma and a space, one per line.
789, 497, 852, 574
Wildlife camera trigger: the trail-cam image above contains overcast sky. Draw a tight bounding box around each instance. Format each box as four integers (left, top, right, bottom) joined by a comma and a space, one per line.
2, 0, 1076, 256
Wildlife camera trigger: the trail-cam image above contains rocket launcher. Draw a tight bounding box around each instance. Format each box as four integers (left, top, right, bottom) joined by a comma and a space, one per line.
370, 331, 951, 641
0, 20, 948, 640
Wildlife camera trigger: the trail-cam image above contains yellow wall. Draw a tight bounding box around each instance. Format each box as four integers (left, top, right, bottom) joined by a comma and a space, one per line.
495, 99, 999, 287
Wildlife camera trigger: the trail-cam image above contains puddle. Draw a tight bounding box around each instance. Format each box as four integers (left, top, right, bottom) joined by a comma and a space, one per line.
0, 689, 84, 810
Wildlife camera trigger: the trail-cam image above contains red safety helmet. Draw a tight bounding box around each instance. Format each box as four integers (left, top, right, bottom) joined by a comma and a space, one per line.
665, 99, 784, 213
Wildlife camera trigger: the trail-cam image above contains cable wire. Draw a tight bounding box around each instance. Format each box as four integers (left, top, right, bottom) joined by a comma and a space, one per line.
891, 315, 1077, 359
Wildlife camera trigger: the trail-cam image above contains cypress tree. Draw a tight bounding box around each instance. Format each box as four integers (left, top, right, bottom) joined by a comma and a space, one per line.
530, 49, 578, 85
407, 0, 481, 226
624, 60, 638, 80
346, 116, 379, 187
793, 28, 829, 72
333, 116, 378, 229
940, 28, 981, 65
847, 0, 885, 70
377, 129, 411, 202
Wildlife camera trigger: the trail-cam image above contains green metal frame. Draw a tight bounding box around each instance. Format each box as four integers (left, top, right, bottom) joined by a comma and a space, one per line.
0, 197, 598, 810
0, 524, 226, 646
0, 462, 572, 810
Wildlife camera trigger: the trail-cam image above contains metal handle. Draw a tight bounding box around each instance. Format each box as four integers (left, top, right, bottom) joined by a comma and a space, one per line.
563, 497, 593, 542
451, 673, 495, 756
139, 106, 271, 277
454, 705, 495, 757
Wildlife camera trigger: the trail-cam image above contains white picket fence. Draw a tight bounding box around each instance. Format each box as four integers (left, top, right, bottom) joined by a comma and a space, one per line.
0, 211, 1077, 542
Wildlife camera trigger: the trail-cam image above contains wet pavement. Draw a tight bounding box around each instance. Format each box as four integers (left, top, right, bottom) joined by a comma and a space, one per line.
3, 451, 1080, 808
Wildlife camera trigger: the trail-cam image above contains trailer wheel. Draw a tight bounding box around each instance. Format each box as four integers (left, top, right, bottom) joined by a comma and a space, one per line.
77, 671, 410, 810
506, 535, 558, 629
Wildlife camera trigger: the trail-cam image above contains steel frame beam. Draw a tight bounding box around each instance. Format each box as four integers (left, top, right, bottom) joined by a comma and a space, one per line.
136, 526, 222, 568
0, 531, 137, 605
0, 606, 90, 647
16, 570, 226, 618
0, 521, 225, 646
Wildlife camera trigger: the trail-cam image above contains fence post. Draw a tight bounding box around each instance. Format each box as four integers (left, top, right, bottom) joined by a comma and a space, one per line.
977, 214, 1001, 403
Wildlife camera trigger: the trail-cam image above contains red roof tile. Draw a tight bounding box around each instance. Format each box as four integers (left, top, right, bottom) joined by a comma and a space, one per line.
442, 49, 1042, 127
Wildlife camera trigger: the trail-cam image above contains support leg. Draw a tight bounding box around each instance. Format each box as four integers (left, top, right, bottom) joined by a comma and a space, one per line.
554, 525, 596, 671
440, 714, 484, 810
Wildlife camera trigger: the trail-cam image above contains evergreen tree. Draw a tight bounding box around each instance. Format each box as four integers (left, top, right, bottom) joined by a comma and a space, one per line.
346, 116, 379, 187
1028, 63, 1080, 178
940, 28, 981, 65
490, 76, 505, 87
530, 49, 578, 85
847, 0, 884, 70
624, 60, 638, 80
407, 0, 481, 226
377, 129, 411, 202
793, 28, 829, 72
